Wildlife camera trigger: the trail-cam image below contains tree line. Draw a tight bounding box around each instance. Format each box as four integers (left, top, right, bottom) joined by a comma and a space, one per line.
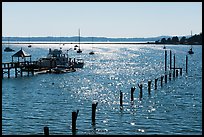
155, 32, 202, 45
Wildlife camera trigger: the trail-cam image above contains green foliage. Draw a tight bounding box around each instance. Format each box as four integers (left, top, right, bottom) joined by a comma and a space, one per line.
155, 32, 202, 45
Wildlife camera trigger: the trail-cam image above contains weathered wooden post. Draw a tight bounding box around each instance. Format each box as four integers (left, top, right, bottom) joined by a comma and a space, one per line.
72, 110, 79, 131
44, 126, 49, 135
176, 69, 178, 77
165, 50, 167, 72
131, 87, 136, 101
92, 101, 98, 125
148, 80, 151, 95
160, 76, 164, 87
165, 74, 167, 83
1, 68, 3, 79
138, 83, 143, 99
173, 54, 176, 77
120, 91, 123, 108
8, 67, 10, 78
154, 78, 158, 90
20, 67, 23, 77
169, 71, 171, 81
180, 68, 182, 76
170, 50, 172, 69
15, 63, 18, 78
186, 55, 188, 74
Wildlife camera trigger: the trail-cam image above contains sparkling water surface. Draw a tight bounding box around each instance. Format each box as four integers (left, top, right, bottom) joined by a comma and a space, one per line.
2, 42, 202, 135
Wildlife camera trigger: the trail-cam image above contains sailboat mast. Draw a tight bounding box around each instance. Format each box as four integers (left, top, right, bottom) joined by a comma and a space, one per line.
191, 30, 192, 48
79, 29, 80, 49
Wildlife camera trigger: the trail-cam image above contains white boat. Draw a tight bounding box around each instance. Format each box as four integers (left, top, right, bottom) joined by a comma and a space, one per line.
37, 48, 68, 68
72, 58, 84, 68
51, 65, 76, 74
36, 48, 84, 69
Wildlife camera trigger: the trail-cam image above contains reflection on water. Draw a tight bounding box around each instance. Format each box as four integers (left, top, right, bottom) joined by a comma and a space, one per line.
2, 43, 202, 135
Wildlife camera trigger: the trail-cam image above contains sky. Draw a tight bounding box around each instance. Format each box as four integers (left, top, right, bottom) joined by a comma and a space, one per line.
2, 2, 202, 38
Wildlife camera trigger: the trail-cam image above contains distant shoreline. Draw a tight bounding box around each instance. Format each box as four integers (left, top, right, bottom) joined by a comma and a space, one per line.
2, 42, 199, 45
2, 42, 153, 44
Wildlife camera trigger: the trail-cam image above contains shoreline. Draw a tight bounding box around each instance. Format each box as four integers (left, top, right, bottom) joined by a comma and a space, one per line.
2, 42, 200, 45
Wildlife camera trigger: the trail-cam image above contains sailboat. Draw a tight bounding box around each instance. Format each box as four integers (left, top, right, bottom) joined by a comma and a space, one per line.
28, 36, 32, 48
77, 29, 82, 53
89, 37, 95, 55
188, 31, 194, 54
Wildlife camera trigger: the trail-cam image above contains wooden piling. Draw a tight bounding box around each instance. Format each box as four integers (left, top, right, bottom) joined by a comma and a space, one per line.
72, 110, 79, 131
131, 87, 136, 101
20, 67, 23, 77
92, 102, 98, 124
165, 50, 167, 72
138, 84, 143, 99
44, 126, 49, 135
154, 78, 158, 90
169, 72, 171, 81
120, 91, 123, 107
180, 68, 182, 76
8, 68, 10, 78
170, 50, 172, 69
15, 64, 18, 78
186, 55, 188, 74
165, 74, 167, 83
173, 54, 176, 77
160, 76, 164, 87
148, 80, 151, 95
176, 69, 178, 77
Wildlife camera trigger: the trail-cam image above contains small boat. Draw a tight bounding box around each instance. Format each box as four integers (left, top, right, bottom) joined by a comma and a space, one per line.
89, 37, 95, 55
74, 45, 78, 50
188, 47, 194, 54
4, 37, 15, 52
76, 29, 82, 53
89, 51, 94, 55
163, 45, 166, 49
72, 58, 84, 68
51, 65, 76, 74
188, 31, 194, 54
77, 48, 82, 53
4, 47, 15, 52
28, 45, 32, 48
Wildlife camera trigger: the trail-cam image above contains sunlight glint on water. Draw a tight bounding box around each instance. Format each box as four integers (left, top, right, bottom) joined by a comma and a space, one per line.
2, 43, 202, 135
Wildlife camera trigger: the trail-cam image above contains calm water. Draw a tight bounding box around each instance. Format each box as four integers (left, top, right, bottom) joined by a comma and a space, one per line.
2, 43, 202, 135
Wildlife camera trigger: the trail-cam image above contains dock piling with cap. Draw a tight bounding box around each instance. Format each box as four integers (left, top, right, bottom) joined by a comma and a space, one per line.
148, 80, 152, 95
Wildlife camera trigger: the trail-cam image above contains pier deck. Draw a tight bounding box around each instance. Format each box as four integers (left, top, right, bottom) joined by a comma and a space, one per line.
2, 61, 39, 78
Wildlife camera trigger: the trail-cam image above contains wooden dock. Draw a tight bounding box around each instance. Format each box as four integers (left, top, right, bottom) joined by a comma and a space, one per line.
2, 61, 39, 78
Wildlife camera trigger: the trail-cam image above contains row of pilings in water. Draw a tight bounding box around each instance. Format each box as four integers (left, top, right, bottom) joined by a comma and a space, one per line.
43, 49, 189, 135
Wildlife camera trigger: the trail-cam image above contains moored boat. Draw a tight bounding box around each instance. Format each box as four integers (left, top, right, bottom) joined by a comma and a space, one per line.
89, 51, 94, 55
4, 47, 15, 52
36, 48, 84, 70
